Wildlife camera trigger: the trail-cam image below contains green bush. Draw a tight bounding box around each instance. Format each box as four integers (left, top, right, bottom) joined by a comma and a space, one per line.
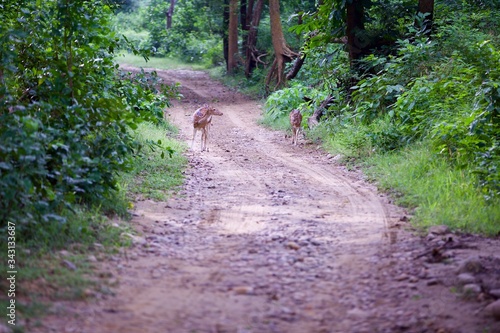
0, 1, 177, 237
264, 84, 331, 127
183, 34, 223, 64
345, 35, 500, 199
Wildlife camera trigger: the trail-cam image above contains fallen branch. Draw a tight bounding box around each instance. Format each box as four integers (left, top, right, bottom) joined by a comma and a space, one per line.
307, 95, 335, 129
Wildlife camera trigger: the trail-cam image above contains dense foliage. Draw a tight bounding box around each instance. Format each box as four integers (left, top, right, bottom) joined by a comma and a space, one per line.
114, 0, 313, 66
0, 0, 176, 238
264, 1, 500, 190
262, 0, 500, 232
113, 0, 224, 64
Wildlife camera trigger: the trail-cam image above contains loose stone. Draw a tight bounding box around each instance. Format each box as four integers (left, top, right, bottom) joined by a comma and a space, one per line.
484, 300, 500, 320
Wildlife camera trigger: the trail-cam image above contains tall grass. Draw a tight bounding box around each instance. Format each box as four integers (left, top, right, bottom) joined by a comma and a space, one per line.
118, 122, 187, 201
364, 143, 500, 235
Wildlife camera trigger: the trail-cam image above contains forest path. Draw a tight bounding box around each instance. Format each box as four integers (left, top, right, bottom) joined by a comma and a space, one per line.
32, 68, 500, 333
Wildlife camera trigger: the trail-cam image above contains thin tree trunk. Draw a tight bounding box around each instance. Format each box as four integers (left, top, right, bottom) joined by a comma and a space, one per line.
240, 0, 248, 31
417, 0, 434, 35
240, 0, 249, 70
227, 0, 239, 74
266, 0, 297, 90
223, 0, 229, 67
165, 0, 176, 29
346, 0, 365, 67
286, 52, 305, 80
244, 0, 264, 77
245, 0, 255, 30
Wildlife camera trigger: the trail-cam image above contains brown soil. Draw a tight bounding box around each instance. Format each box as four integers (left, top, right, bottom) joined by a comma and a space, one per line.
29, 67, 500, 333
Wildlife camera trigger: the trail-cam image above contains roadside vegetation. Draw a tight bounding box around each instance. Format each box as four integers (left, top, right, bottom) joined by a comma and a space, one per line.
281, 4, 500, 235
0, 1, 186, 328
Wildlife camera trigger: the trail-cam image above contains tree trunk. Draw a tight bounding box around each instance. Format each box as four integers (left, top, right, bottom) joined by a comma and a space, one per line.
266, 0, 297, 91
417, 0, 434, 35
165, 0, 176, 29
286, 52, 306, 80
227, 0, 239, 74
346, 0, 365, 67
240, 0, 249, 71
240, 0, 248, 31
223, 0, 229, 67
245, 0, 255, 30
244, 0, 264, 77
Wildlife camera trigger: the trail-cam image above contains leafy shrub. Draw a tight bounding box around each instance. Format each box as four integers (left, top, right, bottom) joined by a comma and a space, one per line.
313, 18, 500, 200
350, 37, 437, 125
264, 84, 330, 123
327, 122, 374, 160
183, 34, 223, 64
392, 63, 477, 144
0, 1, 177, 236
468, 42, 500, 198
367, 115, 404, 152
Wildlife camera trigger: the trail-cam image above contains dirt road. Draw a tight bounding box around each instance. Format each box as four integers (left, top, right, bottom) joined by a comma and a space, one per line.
33, 68, 500, 333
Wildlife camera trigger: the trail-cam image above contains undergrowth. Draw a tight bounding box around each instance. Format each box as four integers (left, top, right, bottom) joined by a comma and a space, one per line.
259, 6, 500, 235
364, 143, 500, 235
0, 119, 187, 330
207, 65, 269, 99
118, 122, 187, 201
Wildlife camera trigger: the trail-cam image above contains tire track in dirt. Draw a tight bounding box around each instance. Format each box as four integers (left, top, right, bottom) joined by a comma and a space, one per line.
165, 69, 390, 249
126, 68, 398, 332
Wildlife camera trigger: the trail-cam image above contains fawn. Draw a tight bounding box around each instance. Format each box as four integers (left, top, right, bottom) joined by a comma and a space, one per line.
191, 104, 223, 151
289, 109, 302, 145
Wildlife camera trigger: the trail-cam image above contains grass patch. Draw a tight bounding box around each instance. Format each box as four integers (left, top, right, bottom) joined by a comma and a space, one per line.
276, 115, 500, 236
119, 121, 187, 201
0, 208, 131, 328
259, 113, 291, 132
321, 124, 374, 162
363, 143, 500, 236
116, 52, 203, 70
21, 207, 129, 251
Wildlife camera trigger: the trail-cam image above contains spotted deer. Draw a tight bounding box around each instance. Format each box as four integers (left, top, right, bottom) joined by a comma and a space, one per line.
289, 109, 303, 146
191, 104, 223, 151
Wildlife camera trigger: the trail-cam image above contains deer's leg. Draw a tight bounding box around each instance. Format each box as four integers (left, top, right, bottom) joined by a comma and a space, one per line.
203, 119, 212, 152
191, 127, 198, 149
205, 124, 211, 151
201, 127, 207, 151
